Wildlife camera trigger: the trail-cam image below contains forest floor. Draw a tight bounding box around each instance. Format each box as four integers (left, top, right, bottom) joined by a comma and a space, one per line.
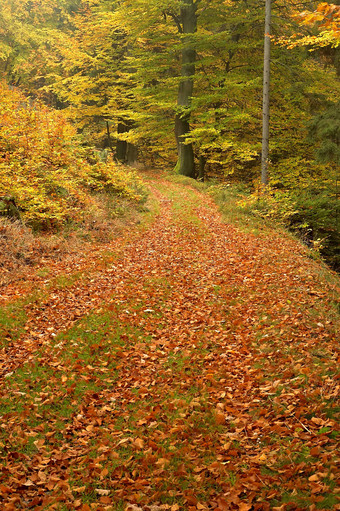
0, 173, 339, 511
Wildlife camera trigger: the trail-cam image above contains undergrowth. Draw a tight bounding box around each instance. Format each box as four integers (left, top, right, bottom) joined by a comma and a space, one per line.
0, 81, 147, 230
206, 181, 340, 272
0, 194, 146, 287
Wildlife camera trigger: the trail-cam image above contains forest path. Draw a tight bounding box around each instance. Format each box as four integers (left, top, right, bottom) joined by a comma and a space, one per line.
0, 175, 339, 511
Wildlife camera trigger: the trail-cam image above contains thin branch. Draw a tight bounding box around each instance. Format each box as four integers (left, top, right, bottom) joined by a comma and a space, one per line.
296, 416, 312, 434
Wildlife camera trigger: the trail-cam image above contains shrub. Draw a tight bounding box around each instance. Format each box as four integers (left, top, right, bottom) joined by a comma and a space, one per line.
0, 81, 147, 230
237, 183, 340, 270
237, 186, 299, 225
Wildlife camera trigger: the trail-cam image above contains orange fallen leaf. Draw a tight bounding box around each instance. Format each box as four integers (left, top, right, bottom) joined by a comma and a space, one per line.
100, 496, 112, 504
133, 437, 144, 449
215, 412, 226, 425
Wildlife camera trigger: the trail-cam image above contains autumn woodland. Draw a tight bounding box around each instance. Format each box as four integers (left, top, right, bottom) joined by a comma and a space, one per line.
0, 1, 339, 510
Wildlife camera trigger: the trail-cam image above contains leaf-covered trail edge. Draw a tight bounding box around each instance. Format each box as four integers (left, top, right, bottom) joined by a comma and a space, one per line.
0, 196, 157, 378
0, 175, 339, 511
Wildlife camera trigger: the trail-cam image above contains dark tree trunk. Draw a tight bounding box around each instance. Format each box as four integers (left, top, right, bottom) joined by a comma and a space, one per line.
0, 196, 22, 222
106, 121, 114, 155
126, 143, 138, 165
116, 121, 128, 163
174, 0, 197, 178
116, 120, 138, 165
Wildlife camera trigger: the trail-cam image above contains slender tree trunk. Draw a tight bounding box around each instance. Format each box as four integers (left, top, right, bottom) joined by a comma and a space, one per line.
106, 121, 114, 155
116, 120, 128, 162
116, 119, 138, 165
261, 0, 271, 185
175, 0, 197, 178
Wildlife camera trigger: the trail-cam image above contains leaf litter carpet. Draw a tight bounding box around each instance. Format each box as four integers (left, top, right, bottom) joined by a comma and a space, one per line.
0, 178, 339, 511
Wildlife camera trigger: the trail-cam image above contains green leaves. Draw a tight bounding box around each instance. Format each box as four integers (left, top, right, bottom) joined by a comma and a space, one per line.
0, 81, 147, 229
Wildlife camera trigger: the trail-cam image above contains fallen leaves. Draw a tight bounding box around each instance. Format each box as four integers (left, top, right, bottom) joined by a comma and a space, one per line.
0, 178, 339, 510
133, 438, 145, 450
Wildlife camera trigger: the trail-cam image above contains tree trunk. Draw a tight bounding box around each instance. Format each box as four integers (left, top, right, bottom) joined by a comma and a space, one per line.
106, 121, 115, 155
116, 120, 138, 165
261, 0, 271, 186
116, 121, 128, 162
0, 196, 22, 222
175, 0, 197, 178
126, 143, 138, 165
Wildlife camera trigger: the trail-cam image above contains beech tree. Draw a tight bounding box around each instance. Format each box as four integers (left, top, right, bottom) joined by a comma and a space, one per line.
112, 0, 201, 176
112, 0, 266, 177
0, 0, 81, 90
173, 0, 198, 178
3, 0, 337, 187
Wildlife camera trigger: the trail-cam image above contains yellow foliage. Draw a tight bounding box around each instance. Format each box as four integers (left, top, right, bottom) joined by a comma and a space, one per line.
0, 81, 147, 229
237, 186, 299, 224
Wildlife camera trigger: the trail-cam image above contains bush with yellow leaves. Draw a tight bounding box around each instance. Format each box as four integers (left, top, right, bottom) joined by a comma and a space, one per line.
0, 81, 147, 230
